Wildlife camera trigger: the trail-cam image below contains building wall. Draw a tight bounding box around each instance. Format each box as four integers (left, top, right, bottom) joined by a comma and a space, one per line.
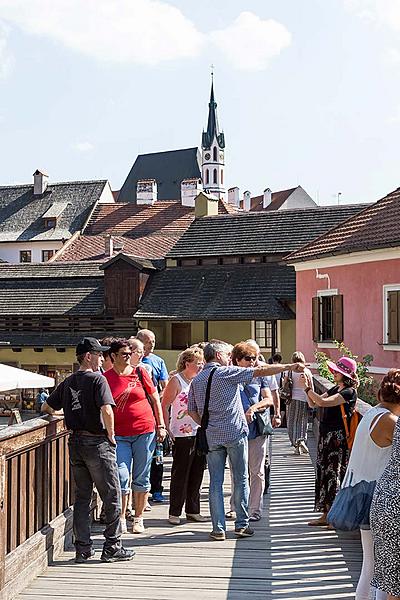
282, 187, 316, 211
0, 241, 63, 263
208, 321, 252, 345
0, 346, 76, 385
280, 319, 296, 362
295, 258, 400, 370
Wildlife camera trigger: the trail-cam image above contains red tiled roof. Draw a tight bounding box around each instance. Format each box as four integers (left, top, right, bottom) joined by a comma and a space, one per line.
249, 188, 297, 212
287, 189, 400, 263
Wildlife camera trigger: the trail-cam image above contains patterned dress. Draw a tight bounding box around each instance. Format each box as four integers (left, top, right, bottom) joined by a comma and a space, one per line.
370, 417, 400, 596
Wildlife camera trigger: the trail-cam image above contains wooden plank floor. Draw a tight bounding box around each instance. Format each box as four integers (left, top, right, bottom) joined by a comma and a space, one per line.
17, 429, 362, 600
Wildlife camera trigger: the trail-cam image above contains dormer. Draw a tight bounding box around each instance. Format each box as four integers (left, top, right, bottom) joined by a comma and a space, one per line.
42, 202, 68, 229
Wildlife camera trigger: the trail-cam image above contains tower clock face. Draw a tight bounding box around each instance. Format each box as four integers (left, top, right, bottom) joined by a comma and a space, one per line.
204, 152, 211, 160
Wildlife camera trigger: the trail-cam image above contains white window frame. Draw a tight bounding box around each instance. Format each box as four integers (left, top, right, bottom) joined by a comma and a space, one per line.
316, 289, 338, 348
383, 284, 400, 351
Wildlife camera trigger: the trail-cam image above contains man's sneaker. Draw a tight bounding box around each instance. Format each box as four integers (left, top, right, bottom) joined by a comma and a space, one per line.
133, 517, 145, 534
168, 515, 180, 525
234, 527, 255, 537
151, 492, 165, 503
100, 546, 135, 563
75, 548, 95, 564
120, 518, 128, 534
186, 513, 208, 522
209, 530, 226, 541
299, 441, 309, 454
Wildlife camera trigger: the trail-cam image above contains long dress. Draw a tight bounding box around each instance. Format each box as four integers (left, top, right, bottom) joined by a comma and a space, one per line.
370, 417, 400, 596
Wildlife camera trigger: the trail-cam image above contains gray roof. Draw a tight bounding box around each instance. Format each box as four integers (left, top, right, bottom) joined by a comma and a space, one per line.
135, 264, 295, 321
167, 204, 370, 258
118, 148, 201, 203
0, 262, 102, 279
0, 180, 108, 242
0, 331, 130, 348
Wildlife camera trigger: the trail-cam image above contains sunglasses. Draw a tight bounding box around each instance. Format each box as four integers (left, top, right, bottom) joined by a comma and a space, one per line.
243, 355, 257, 362
118, 352, 132, 358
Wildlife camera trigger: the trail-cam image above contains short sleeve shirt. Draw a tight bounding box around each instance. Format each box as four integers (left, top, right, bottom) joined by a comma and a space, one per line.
319, 385, 357, 434
104, 367, 156, 437
240, 377, 269, 440
46, 370, 115, 434
141, 354, 169, 390
188, 362, 254, 446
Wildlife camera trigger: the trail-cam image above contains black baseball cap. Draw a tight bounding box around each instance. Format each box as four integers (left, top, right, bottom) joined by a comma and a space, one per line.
76, 337, 110, 355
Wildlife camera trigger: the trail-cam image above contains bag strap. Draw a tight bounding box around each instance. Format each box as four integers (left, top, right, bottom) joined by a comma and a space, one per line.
201, 367, 217, 430
136, 366, 153, 405
340, 404, 350, 440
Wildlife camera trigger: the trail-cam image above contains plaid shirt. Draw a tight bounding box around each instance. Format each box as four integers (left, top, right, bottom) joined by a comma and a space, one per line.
188, 362, 254, 447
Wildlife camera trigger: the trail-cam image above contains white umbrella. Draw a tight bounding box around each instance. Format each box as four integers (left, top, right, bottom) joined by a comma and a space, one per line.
0, 363, 55, 392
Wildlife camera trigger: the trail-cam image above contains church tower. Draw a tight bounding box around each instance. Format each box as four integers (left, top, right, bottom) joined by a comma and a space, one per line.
201, 75, 225, 199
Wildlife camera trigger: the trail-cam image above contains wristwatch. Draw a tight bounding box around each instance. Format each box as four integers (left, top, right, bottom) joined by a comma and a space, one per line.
304, 386, 312, 394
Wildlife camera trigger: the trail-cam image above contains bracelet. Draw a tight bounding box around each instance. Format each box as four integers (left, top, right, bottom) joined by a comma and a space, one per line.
157, 425, 166, 429
304, 386, 312, 394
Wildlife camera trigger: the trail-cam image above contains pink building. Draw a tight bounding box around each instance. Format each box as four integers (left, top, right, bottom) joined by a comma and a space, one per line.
287, 187, 400, 377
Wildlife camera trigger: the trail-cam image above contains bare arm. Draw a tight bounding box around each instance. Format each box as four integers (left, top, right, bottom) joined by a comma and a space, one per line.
253, 362, 304, 378
244, 387, 272, 423
100, 404, 116, 444
148, 389, 166, 441
161, 376, 181, 440
370, 412, 398, 448
41, 402, 63, 416
187, 410, 201, 425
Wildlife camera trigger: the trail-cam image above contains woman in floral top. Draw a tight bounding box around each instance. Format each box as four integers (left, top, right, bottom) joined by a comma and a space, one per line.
162, 347, 206, 525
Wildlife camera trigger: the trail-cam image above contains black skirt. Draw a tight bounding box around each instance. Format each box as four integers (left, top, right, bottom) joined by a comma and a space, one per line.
315, 428, 349, 513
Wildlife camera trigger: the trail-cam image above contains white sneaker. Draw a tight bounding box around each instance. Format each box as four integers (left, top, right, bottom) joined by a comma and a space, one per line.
299, 441, 309, 454
293, 446, 301, 455
186, 513, 207, 522
133, 517, 145, 534
168, 515, 180, 525
120, 518, 128, 534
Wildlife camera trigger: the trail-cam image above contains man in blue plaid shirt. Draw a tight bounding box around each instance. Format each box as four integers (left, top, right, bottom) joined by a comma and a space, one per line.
188, 341, 304, 540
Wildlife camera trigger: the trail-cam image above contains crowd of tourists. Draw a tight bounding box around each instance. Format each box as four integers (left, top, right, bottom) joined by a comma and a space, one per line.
40, 333, 400, 600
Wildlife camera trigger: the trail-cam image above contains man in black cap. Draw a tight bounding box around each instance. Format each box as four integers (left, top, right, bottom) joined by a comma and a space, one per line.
42, 337, 135, 564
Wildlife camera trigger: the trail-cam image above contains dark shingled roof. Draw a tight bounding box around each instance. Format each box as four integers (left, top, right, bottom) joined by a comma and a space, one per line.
287, 187, 400, 262
118, 148, 202, 203
249, 188, 297, 211
0, 331, 130, 348
167, 204, 370, 258
134, 264, 295, 321
0, 180, 108, 242
0, 262, 104, 315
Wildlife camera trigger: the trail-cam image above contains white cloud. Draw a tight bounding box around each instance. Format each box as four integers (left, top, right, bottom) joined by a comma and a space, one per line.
0, 23, 13, 79
209, 11, 291, 71
73, 142, 94, 153
0, 0, 204, 65
383, 46, 400, 64
344, 0, 400, 30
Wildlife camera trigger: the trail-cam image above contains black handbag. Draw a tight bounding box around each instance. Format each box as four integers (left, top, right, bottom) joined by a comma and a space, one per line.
279, 371, 293, 405
243, 385, 274, 436
195, 367, 217, 456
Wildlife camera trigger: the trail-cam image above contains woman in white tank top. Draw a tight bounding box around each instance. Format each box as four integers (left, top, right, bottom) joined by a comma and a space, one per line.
332, 372, 400, 600
162, 347, 207, 525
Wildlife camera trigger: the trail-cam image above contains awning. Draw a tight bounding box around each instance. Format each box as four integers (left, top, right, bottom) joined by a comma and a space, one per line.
0, 364, 55, 392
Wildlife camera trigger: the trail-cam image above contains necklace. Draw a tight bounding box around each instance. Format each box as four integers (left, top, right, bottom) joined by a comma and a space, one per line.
180, 372, 192, 385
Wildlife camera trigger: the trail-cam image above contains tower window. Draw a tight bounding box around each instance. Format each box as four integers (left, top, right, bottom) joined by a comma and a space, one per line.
213, 146, 217, 161
221, 169, 224, 185
206, 169, 209, 185
213, 169, 217, 184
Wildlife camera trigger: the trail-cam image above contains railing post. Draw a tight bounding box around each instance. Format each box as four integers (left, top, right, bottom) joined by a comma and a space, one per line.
0, 452, 6, 591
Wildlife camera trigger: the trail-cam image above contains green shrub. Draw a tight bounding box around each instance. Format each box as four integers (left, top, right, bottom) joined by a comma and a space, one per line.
314, 341, 377, 405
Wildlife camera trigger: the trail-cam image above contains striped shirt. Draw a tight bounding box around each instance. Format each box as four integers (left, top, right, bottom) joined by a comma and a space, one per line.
187, 362, 254, 447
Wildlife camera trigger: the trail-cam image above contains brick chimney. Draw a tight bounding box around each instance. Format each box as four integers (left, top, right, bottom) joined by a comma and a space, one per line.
243, 190, 251, 212
136, 179, 157, 205
33, 169, 49, 196
263, 188, 272, 209
181, 178, 203, 207
228, 186, 240, 207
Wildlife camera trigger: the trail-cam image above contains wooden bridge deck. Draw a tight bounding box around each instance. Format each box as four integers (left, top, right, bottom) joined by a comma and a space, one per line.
16, 430, 362, 600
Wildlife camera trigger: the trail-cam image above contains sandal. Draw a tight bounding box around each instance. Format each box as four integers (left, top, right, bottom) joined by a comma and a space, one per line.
225, 510, 236, 520
308, 517, 328, 526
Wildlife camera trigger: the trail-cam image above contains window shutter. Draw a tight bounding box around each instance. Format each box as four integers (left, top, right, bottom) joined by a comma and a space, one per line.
388, 291, 400, 344
332, 294, 344, 342
312, 297, 320, 342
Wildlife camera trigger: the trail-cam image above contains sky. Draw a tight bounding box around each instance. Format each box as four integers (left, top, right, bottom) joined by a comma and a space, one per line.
1, 0, 400, 205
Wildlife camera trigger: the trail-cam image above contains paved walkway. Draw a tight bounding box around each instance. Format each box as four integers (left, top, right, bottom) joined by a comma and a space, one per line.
17, 430, 362, 600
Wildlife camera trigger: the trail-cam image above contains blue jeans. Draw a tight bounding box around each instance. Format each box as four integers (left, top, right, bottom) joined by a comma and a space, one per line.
207, 434, 249, 533
115, 432, 156, 494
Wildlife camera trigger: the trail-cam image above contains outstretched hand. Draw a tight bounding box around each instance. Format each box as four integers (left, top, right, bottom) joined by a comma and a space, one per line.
292, 362, 306, 373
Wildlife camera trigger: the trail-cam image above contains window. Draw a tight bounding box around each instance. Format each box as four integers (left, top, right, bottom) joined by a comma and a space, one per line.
171, 323, 191, 350
20, 250, 31, 263
221, 169, 224, 185
243, 255, 262, 264
205, 169, 209, 185
213, 146, 217, 161
384, 286, 400, 345
221, 256, 240, 264
44, 218, 56, 229
180, 258, 198, 266
312, 292, 343, 342
200, 257, 219, 265
213, 169, 217, 184
42, 249, 54, 262
255, 320, 277, 351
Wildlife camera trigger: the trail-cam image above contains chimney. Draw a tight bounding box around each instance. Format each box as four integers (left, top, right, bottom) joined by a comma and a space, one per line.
263, 188, 272, 209
105, 235, 114, 257
181, 178, 203, 208
136, 179, 157, 205
243, 190, 251, 212
195, 191, 219, 218
228, 186, 240, 207
33, 169, 49, 196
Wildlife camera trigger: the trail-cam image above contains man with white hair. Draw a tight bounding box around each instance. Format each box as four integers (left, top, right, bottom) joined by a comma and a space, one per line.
188, 340, 304, 541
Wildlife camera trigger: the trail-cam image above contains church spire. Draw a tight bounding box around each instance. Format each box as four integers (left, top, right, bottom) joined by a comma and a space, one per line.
202, 75, 225, 150
201, 71, 226, 200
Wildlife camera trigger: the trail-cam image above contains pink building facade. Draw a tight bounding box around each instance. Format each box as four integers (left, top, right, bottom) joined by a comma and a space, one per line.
292, 250, 400, 375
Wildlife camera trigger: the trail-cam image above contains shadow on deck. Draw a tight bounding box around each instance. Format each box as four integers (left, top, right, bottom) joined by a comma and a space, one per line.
16, 430, 361, 600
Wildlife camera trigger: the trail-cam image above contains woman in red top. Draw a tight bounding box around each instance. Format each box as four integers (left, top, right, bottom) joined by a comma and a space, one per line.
105, 339, 166, 534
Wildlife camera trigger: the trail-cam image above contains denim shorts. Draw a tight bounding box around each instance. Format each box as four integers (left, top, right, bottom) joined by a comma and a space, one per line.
115, 431, 156, 494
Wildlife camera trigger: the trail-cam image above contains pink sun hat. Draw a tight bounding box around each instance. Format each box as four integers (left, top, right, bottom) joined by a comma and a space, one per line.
326, 356, 357, 381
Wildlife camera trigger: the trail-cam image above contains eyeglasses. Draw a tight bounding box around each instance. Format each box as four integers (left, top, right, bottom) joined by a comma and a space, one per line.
243, 355, 257, 362
132, 349, 144, 355
118, 352, 132, 358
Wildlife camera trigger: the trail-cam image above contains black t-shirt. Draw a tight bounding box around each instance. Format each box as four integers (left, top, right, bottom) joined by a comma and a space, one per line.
47, 370, 115, 434
319, 385, 357, 434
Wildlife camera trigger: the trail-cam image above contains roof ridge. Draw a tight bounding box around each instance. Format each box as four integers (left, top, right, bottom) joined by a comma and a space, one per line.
0, 179, 107, 190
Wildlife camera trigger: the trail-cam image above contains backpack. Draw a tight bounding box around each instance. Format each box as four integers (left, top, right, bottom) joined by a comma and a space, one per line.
340, 404, 362, 451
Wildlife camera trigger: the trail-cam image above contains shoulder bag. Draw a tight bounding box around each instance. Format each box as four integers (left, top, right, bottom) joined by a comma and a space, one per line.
279, 371, 293, 405
195, 367, 217, 456
243, 385, 274, 436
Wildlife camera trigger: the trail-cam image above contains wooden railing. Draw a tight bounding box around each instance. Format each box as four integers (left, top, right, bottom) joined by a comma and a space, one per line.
313, 374, 372, 416
0, 416, 73, 600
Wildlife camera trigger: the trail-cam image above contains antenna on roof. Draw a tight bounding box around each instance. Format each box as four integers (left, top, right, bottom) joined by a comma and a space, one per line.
337, 192, 342, 205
